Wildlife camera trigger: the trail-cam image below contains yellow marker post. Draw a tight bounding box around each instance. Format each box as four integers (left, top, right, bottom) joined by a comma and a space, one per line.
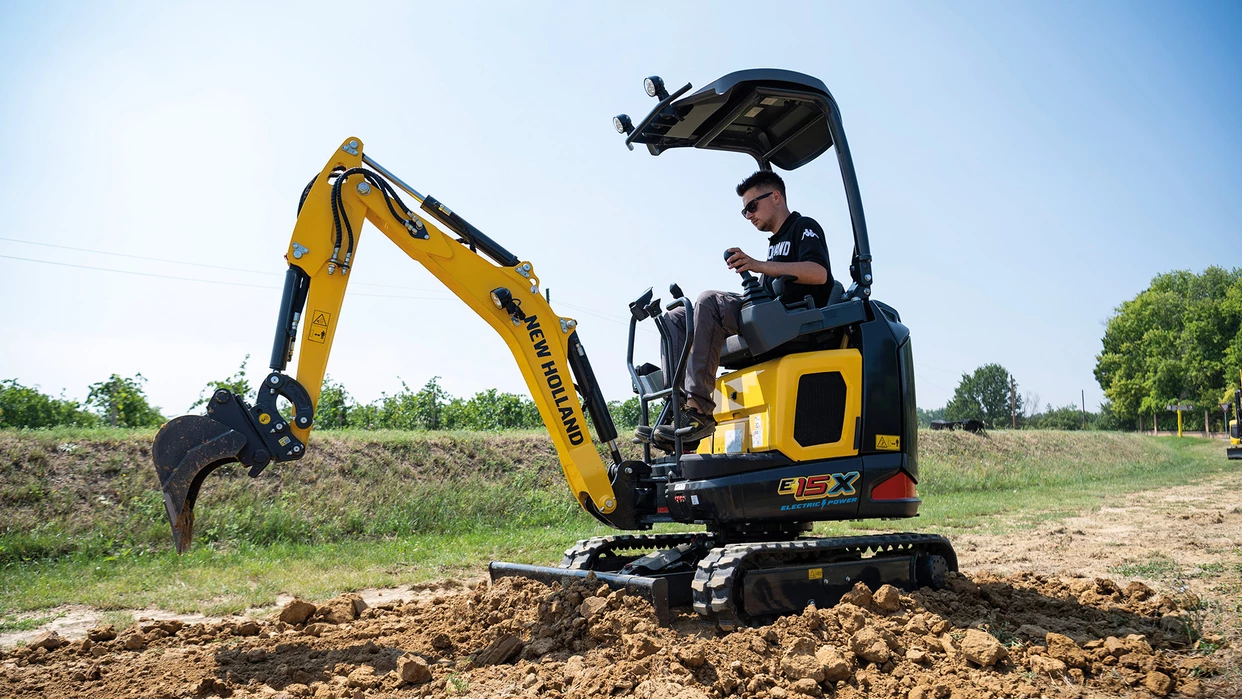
1166, 403, 1193, 438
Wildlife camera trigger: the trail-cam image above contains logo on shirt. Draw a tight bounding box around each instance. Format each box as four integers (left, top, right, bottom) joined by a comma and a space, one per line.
768, 241, 791, 259
802, 228, 818, 239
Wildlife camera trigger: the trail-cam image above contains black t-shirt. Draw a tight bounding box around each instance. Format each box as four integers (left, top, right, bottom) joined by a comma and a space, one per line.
761, 212, 832, 306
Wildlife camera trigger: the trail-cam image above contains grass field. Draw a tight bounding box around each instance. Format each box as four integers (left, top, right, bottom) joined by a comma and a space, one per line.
0, 428, 1232, 616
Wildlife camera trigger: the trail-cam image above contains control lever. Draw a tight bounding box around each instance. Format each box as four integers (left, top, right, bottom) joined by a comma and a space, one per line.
723, 250, 771, 305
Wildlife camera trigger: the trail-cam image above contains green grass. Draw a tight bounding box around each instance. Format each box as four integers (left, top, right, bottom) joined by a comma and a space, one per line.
0, 428, 1233, 616
0, 612, 62, 633
1108, 554, 1181, 580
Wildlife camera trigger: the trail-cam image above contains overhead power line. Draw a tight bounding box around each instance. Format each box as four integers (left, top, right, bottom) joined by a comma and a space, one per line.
0, 239, 658, 335
0, 254, 449, 300
0, 236, 453, 295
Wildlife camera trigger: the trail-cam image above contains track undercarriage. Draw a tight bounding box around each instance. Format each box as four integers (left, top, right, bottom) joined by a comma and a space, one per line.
490, 531, 956, 629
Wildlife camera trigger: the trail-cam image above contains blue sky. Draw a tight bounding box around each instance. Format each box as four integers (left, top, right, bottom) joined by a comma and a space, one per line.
1, 2, 1239, 418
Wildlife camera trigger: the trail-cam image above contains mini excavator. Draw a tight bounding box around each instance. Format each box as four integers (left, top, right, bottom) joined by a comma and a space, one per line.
151, 70, 957, 629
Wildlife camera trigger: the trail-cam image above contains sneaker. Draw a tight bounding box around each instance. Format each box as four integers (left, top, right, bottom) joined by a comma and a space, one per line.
655, 408, 716, 444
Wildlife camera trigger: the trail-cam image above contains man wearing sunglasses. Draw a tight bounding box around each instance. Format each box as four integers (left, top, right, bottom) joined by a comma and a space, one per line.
652, 170, 832, 447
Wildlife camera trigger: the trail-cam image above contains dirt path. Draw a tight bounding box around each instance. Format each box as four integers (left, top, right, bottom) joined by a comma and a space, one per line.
2, 472, 1240, 698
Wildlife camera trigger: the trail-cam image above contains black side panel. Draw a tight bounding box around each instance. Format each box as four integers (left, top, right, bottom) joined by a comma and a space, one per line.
858, 302, 904, 454
793, 372, 847, 446
666, 456, 867, 524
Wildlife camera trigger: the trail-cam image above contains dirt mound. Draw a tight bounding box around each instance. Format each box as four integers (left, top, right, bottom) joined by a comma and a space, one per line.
0, 571, 1233, 698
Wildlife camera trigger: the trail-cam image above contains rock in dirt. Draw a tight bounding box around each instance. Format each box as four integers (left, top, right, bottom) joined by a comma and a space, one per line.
815, 645, 853, 681
473, 634, 522, 666
302, 623, 332, 637
1145, 670, 1174, 696
316, 594, 365, 624
1028, 654, 1067, 677
790, 677, 823, 696
27, 631, 67, 651
397, 655, 431, 684
121, 633, 146, 651
958, 629, 1007, 667
235, 621, 260, 637
1045, 632, 1089, 669
86, 625, 117, 642
579, 596, 609, 621
279, 599, 317, 625
839, 581, 874, 608
850, 627, 892, 664
346, 666, 378, 689
873, 584, 902, 612
781, 650, 825, 683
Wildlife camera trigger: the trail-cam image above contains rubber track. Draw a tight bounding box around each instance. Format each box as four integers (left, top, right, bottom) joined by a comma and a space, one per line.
559, 533, 710, 570
690, 532, 956, 631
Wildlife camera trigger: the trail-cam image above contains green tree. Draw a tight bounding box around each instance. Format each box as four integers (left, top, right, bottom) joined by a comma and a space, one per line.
943, 364, 1021, 428
189, 354, 255, 411
0, 379, 98, 428
86, 373, 165, 427
915, 406, 946, 427
442, 389, 542, 430
608, 396, 643, 430
1095, 267, 1242, 430
315, 376, 352, 429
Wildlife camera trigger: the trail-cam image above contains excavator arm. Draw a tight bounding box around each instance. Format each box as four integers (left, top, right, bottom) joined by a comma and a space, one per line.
152, 137, 626, 552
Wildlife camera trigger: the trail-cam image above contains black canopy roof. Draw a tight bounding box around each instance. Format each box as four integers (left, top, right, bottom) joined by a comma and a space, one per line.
627, 69, 838, 171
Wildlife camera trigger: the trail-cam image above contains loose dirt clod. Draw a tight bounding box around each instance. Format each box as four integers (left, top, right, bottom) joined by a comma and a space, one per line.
0, 570, 1236, 698
279, 599, 317, 625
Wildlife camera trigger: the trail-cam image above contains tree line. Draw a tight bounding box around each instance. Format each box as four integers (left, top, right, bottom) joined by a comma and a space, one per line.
921, 267, 1240, 432
1095, 267, 1241, 432
916, 363, 1120, 431
0, 356, 645, 432
8, 267, 1236, 434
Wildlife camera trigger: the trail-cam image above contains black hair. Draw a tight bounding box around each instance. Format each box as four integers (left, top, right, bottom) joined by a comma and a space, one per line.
736, 170, 786, 198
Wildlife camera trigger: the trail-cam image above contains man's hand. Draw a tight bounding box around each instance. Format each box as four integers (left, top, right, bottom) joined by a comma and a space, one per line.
725, 247, 766, 275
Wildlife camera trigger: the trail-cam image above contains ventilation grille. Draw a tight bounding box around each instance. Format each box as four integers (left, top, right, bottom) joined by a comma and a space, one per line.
793, 372, 846, 446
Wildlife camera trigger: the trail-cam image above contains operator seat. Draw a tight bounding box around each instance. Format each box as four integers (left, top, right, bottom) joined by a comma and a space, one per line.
719, 279, 861, 370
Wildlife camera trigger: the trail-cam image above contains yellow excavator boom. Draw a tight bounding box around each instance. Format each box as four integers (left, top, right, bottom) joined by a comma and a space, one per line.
151, 138, 622, 552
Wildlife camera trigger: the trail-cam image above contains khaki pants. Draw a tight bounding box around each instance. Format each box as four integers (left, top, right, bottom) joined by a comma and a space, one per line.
660, 290, 742, 415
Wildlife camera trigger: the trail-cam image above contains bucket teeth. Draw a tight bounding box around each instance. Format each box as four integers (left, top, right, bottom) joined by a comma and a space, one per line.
152, 415, 247, 553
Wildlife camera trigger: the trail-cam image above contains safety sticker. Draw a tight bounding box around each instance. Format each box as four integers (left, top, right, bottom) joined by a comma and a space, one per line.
308, 310, 331, 344
751, 415, 764, 448
808, 568, 823, 580
876, 435, 900, 451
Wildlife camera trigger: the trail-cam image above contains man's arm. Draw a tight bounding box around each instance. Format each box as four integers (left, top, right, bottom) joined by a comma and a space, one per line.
725, 249, 828, 284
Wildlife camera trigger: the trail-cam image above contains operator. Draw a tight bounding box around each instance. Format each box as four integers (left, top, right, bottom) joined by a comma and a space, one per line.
652, 170, 833, 446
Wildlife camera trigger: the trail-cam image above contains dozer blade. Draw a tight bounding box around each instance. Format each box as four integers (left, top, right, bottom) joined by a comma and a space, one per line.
488, 562, 671, 626
152, 415, 247, 554
1229, 446, 1242, 460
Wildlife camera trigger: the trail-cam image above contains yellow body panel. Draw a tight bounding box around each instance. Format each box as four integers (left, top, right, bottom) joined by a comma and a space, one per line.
1231, 419, 1239, 447
698, 349, 863, 461
283, 138, 616, 514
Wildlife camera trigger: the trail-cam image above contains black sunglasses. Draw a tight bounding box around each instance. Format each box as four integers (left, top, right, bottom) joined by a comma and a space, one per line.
741, 191, 775, 216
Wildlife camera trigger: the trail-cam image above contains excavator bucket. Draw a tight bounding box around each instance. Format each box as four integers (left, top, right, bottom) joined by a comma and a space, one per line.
151, 415, 247, 553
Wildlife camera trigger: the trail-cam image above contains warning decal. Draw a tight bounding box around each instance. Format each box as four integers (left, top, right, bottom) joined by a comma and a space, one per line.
307, 310, 332, 344
876, 435, 901, 451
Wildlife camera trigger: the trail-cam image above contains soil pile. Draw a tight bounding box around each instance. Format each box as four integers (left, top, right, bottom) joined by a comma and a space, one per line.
0, 571, 1233, 698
